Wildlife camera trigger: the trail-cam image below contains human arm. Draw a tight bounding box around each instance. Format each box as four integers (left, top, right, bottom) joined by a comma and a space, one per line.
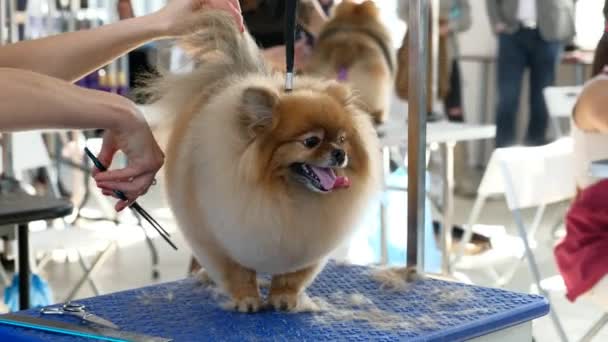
261, 38, 312, 72
0, 67, 163, 210
485, 0, 506, 33
573, 77, 608, 134
0, 0, 243, 83
298, 0, 329, 37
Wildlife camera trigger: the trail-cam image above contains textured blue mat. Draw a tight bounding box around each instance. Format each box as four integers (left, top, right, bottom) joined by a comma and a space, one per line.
0, 262, 549, 341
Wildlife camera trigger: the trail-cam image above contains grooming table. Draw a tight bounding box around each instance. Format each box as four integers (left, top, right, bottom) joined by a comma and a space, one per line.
0, 262, 548, 341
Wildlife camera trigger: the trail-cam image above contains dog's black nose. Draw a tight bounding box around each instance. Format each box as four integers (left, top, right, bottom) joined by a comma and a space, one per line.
332, 149, 346, 165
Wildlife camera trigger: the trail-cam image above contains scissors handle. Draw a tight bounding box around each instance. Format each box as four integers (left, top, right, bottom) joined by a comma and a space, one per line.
84, 148, 128, 201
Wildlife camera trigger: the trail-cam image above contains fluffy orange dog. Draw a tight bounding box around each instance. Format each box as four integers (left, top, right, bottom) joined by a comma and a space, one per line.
148, 11, 380, 312
306, 0, 394, 125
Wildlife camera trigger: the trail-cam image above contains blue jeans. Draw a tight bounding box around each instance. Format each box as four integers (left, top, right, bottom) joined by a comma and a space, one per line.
495, 28, 561, 148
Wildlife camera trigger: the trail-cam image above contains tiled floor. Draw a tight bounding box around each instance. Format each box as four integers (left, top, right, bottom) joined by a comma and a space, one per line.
1, 173, 606, 342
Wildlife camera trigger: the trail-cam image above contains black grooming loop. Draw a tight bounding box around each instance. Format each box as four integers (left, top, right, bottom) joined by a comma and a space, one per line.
284, 0, 298, 91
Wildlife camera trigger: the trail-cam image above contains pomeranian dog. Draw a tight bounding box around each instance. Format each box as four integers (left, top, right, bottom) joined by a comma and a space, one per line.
147, 11, 380, 312
305, 0, 394, 125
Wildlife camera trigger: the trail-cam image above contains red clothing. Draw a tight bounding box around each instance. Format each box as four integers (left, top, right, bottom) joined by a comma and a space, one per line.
555, 179, 608, 301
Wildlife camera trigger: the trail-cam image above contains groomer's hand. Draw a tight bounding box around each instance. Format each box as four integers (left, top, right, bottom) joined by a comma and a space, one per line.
154, 0, 244, 36
93, 106, 164, 212
263, 39, 312, 71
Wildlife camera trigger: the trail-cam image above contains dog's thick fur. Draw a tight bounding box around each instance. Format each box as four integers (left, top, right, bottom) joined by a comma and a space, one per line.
147, 11, 380, 312
305, 0, 394, 125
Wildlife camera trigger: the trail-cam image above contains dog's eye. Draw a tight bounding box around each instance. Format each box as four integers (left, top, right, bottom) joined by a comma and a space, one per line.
303, 136, 321, 149
338, 136, 346, 144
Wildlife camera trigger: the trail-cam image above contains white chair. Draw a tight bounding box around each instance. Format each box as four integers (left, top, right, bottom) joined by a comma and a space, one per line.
452, 138, 576, 342
544, 86, 582, 137
29, 225, 117, 302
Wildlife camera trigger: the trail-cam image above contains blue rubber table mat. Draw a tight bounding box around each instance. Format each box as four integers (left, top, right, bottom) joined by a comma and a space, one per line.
0, 262, 549, 342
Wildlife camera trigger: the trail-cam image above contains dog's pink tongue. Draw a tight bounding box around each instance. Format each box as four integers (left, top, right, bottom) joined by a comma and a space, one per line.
334, 176, 351, 189
310, 166, 350, 190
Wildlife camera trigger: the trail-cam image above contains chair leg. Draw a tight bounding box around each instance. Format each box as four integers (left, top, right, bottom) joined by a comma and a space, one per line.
513, 207, 569, 342
496, 204, 547, 288
500, 161, 569, 342
579, 313, 608, 342
65, 242, 116, 302
379, 146, 390, 265
0, 262, 9, 286
483, 266, 501, 283
452, 194, 487, 266
77, 250, 100, 296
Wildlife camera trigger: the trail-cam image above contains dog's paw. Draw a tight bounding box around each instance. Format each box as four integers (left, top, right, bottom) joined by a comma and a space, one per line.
268, 292, 299, 311
193, 269, 215, 286
229, 296, 262, 313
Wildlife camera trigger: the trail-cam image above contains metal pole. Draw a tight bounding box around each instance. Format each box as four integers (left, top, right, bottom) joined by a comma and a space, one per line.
407, 0, 429, 271
430, 0, 439, 114
440, 142, 455, 275
1, 0, 15, 179
17, 224, 30, 310
0, 0, 5, 44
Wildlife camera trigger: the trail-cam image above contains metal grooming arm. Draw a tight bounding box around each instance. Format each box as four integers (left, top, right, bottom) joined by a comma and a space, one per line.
407, 0, 429, 272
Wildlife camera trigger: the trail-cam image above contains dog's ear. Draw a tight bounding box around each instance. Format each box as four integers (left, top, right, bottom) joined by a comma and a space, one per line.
357, 1, 379, 17
240, 86, 279, 138
333, 0, 356, 17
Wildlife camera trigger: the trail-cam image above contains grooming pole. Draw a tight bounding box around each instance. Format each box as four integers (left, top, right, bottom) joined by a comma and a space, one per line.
407, 0, 429, 272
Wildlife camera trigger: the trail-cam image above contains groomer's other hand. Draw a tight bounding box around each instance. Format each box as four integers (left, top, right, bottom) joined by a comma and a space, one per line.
93, 105, 164, 212
262, 39, 312, 71
155, 0, 244, 36
494, 22, 506, 34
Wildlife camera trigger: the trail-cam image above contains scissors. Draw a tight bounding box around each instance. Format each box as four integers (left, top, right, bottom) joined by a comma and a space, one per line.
40, 302, 119, 330
84, 147, 177, 250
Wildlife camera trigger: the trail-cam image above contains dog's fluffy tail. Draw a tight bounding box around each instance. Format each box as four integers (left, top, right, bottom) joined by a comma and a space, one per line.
142, 11, 269, 116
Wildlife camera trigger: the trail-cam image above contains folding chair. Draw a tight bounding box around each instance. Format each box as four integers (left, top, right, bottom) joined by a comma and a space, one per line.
29, 226, 117, 302
452, 138, 576, 342
580, 275, 608, 342
544, 85, 582, 137
544, 86, 582, 238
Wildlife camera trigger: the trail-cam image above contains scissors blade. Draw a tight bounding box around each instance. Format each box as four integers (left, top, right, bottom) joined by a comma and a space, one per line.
81, 313, 119, 330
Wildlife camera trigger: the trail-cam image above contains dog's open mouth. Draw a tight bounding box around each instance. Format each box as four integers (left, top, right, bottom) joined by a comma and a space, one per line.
290, 163, 351, 192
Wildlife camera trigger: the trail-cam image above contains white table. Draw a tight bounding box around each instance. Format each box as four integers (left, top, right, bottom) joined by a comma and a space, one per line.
376, 119, 496, 275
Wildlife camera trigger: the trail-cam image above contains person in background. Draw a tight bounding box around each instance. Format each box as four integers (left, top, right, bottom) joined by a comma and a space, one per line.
396, 0, 471, 121
242, 0, 330, 72
554, 0, 608, 305
486, 0, 575, 147
441, 0, 471, 122
117, 0, 160, 104
592, 1, 608, 76
0, 0, 243, 210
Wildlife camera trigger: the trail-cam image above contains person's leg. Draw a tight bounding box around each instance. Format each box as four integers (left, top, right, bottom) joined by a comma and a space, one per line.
495, 32, 527, 147
445, 59, 464, 122
526, 31, 561, 146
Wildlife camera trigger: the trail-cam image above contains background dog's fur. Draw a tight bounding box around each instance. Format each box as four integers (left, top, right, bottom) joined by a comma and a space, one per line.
305, 0, 394, 125
144, 11, 380, 312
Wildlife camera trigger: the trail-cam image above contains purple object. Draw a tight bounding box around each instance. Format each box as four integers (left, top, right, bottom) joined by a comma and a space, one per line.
337, 67, 348, 81
85, 71, 100, 90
